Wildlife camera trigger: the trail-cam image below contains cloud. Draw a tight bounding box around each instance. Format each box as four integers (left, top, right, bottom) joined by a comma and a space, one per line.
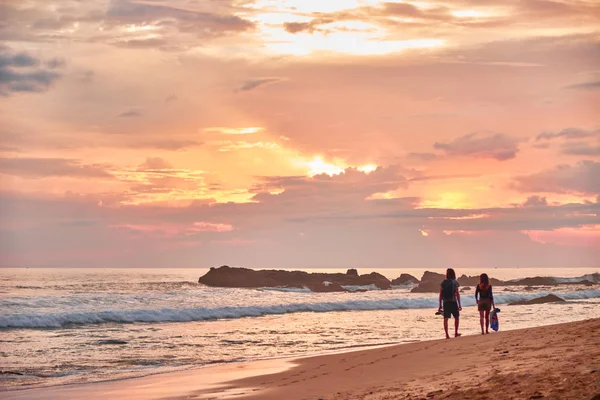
105, 0, 255, 38
434, 132, 521, 160
250, 165, 410, 210
379, 2, 448, 20
522, 195, 548, 207
113, 38, 173, 49
535, 128, 600, 157
130, 139, 203, 151
0, 48, 62, 95
0, 51, 39, 68
118, 109, 143, 117
190, 222, 234, 232
283, 19, 333, 34
409, 174, 480, 182
138, 157, 173, 170
0, 157, 113, 179
512, 161, 600, 195
536, 127, 600, 141
283, 22, 312, 34
407, 152, 439, 161
236, 78, 285, 92
561, 142, 600, 157
2, 155, 600, 268
0, 0, 255, 51
564, 81, 600, 90
2, 181, 599, 268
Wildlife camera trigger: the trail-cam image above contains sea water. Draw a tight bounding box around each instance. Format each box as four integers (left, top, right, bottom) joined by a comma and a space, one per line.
1, 267, 599, 390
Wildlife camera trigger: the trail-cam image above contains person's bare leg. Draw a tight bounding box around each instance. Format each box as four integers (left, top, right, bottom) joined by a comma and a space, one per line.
485, 310, 490, 334
479, 310, 485, 334
454, 317, 461, 337
444, 318, 450, 339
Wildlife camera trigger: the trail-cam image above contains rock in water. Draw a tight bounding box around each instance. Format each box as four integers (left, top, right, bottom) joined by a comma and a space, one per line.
509, 294, 565, 306
198, 266, 392, 291
391, 273, 420, 285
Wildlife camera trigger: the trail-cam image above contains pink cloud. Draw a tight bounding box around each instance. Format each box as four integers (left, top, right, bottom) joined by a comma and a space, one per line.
191, 222, 234, 232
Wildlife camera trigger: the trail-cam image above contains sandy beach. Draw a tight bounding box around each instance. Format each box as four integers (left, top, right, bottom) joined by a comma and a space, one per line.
4, 318, 599, 400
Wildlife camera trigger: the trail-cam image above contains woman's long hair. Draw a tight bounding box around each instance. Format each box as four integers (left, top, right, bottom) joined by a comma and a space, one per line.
446, 268, 456, 280
479, 273, 490, 290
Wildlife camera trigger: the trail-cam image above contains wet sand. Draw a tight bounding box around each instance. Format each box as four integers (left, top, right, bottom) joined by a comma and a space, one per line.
4, 318, 599, 400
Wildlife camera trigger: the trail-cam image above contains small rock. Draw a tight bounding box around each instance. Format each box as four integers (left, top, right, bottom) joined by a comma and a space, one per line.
97, 339, 128, 345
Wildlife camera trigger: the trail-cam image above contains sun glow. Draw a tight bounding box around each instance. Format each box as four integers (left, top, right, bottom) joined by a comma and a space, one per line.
367, 191, 400, 200
264, 31, 444, 56
124, 24, 158, 33
419, 192, 472, 209
307, 156, 345, 177
304, 156, 379, 177
358, 164, 378, 174
436, 213, 489, 220
205, 127, 263, 135
250, 0, 381, 14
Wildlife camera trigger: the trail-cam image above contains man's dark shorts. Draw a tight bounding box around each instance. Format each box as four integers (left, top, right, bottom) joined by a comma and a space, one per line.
443, 301, 459, 319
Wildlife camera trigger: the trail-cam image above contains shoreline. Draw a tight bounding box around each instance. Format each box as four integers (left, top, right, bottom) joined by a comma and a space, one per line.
3, 318, 599, 400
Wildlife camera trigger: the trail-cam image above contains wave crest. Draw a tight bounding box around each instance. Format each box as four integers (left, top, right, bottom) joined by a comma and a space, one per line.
2, 290, 598, 329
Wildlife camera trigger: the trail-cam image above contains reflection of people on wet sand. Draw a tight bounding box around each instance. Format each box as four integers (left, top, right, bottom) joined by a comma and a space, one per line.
476, 273, 496, 335
438, 268, 462, 339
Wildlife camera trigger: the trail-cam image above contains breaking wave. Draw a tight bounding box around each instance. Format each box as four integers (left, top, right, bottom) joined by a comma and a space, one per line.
2, 290, 599, 329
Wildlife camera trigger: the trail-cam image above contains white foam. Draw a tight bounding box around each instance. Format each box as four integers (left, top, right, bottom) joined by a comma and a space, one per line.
258, 287, 312, 293
554, 273, 600, 284
342, 284, 380, 292
2, 290, 598, 329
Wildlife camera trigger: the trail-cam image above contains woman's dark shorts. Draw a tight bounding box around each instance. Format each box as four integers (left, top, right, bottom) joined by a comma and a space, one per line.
478, 298, 492, 312
443, 301, 459, 319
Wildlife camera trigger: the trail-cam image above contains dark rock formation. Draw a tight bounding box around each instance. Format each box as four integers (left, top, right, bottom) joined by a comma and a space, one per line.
457, 274, 504, 287
410, 271, 445, 293
198, 266, 392, 291
346, 269, 359, 277
391, 273, 420, 286
422, 271, 445, 282
508, 274, 599, 286
411, 271, 502, 293
508, 277, 559, 286
509, 294, 565, 306
411, 281, 441, 293
409, 270, 599, 293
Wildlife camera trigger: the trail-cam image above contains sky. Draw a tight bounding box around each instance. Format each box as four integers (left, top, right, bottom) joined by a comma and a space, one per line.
0, 0, 599, 269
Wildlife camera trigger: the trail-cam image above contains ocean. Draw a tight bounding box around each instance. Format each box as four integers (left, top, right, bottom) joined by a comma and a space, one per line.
1, 267, 599, 391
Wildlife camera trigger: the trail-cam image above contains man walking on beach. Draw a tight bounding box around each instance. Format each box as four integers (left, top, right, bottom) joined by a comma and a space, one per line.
439, 268, 462, 339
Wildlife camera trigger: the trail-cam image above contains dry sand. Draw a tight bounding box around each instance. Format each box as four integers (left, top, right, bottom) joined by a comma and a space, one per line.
4, 318, 599, 400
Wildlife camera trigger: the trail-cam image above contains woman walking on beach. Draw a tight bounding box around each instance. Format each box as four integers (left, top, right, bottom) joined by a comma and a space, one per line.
475, 273, 495, 335
439, 268, 462, 339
